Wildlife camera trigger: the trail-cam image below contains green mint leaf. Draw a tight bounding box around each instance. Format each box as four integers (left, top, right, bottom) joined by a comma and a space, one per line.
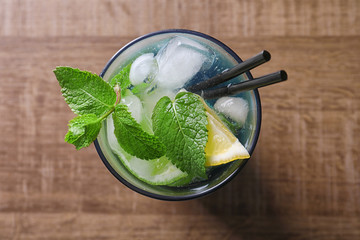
109, 64, 131, 97
152, 92, 208, 179
112, 104, 166, 160
54, 67, 116, 118
65, 114, 102, 150
131, 82, 150, 95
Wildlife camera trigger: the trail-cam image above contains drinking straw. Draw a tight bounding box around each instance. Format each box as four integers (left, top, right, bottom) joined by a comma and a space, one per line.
200, 70, 288, 99
187, 50, 271, 92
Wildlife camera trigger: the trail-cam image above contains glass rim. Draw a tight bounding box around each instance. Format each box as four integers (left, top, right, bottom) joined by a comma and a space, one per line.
94, 29, 262, 201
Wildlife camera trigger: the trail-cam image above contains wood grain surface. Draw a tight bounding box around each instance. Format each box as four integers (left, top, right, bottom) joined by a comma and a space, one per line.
0, 0, 359, 239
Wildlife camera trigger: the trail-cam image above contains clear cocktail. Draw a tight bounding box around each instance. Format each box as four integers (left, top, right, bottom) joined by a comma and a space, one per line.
94, 30, 261, 200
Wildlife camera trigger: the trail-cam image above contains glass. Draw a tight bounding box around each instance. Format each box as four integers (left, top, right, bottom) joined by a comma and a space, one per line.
94, 29, 261, 200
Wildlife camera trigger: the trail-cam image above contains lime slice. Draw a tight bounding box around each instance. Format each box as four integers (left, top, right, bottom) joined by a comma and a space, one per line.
106, 116, 188, 185
204, 104, 250, 167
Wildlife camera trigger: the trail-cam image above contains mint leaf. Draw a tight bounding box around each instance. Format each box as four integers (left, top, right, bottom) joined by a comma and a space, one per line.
65, 114, 102, 150
109, 64, 131, 97
152, 92, 208, 178
54, 67, 116, 118
131, 82, 150, 95
112, 104, 166, 160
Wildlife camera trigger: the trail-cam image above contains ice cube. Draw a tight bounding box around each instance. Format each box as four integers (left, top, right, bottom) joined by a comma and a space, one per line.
214, 97, 249, 126
129, 53, 158, 85
120, 94, 143, 123
155, 36, 213, 90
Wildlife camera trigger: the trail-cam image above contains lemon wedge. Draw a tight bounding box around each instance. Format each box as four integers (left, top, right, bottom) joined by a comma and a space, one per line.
204, 105, 250, 167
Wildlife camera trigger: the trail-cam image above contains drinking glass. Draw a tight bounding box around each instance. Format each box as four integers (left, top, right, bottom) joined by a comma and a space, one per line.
94, 29, 261, 201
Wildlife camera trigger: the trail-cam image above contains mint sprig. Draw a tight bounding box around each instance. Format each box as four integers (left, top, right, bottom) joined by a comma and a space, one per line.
152, 92, 208, 179
54, 66, 166, 161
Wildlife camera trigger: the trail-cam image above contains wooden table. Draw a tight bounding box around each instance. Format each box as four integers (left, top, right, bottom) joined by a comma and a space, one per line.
1, 0, 359, 239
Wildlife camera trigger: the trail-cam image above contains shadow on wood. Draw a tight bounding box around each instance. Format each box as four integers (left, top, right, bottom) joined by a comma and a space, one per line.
197, 153, 289, 239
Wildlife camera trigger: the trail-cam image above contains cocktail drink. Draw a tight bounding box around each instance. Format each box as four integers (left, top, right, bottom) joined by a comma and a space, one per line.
94, 30, 261, 200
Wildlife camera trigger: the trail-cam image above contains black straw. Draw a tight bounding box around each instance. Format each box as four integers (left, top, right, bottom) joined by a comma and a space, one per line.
200, 70, 288, 99
187, 50, 271, 92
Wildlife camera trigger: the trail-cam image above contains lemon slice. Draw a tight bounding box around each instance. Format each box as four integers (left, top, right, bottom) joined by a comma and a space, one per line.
204, 106, 250, 167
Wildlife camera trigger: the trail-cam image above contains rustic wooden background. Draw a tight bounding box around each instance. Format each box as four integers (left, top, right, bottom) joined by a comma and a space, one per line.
0, 0, 359, 239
